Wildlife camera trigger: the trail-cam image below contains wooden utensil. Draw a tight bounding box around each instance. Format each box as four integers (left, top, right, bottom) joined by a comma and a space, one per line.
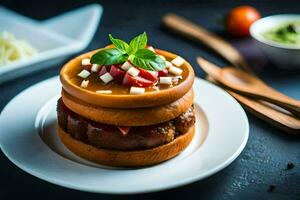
197, 57, 300, 118
162, 13, 252, 73
206, 76, 300, 134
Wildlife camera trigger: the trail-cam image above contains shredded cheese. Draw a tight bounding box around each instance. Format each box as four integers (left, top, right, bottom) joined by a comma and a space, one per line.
0, 31, 37, 66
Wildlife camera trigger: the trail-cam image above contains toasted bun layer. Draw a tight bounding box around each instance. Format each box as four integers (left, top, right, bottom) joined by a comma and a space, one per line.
61, 88, 194, 126
57, 125, 195, 167
60, 49, 194, 108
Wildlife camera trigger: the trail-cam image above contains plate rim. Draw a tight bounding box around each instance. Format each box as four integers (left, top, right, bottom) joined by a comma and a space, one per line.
0, 76, 249, 194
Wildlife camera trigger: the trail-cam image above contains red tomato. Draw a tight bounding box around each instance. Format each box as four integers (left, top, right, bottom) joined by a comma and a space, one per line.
158, 69, 168, 77
138, 68, 158, 82
99, 66, 108, 76
117, 126, 131, 136
110, 65, 126, 82
225, 6, 261, 37
123, 73, 154, 87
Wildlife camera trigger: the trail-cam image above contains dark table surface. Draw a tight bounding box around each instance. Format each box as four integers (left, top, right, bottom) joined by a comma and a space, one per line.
0, 0, 299, 199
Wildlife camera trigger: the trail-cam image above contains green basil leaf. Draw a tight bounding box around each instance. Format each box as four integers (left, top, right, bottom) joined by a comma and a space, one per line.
91, 48, 128, 65
129, 49, 166, 71
129, 32, 147, 54
109, 34, 130, 54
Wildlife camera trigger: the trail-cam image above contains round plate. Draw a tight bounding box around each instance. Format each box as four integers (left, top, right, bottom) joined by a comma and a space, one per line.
0, 76, 249, 194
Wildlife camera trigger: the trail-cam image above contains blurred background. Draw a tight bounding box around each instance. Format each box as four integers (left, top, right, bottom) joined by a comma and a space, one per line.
0, 0, 299, 199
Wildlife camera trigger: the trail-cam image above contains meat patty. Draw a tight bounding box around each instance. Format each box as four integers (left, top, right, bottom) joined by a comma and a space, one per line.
57, 98, 195, 150
174, 106, 195, 134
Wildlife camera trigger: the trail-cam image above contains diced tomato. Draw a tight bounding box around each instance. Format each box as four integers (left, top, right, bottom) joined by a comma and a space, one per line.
99, 66, 108, 76
123, 73, 154, 87
225, 6, 261, 37
158, 69, 168, 77
138, 68, 158, 82
117, 126, 131, 136
110, 65, 126, 82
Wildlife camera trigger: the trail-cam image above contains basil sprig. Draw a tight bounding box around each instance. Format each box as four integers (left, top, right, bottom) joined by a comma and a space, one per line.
91, 32, 166, 71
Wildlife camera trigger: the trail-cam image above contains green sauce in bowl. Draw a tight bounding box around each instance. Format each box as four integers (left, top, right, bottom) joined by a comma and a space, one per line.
263, 22, 300, 46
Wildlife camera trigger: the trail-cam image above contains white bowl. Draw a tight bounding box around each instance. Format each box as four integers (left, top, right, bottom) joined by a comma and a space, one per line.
0, 4, 103, 84
250, 14, 300, 69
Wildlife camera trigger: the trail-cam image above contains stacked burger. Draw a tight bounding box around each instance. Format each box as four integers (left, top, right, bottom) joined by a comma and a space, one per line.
57, 33, 195, 167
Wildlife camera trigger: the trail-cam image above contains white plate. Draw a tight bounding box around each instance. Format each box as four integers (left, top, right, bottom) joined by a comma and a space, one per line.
0, 76, 249, 194
0, 4, 103, 83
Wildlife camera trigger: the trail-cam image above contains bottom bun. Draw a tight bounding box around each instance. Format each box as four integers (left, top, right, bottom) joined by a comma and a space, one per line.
57, 125, 195, 167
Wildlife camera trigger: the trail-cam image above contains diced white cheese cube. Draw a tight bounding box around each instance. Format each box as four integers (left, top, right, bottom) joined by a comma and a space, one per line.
159, 77, 173, 85
147, 46, 156, 52
127, 67, 140, 77
100, 72, 114, 84
81, 58, 91, 66
121, 61, 133, 71
78, 69, 91, 79
169, 66, 183, 75
159, 55, 166, 61
130, 87, 145, 94
91, 64, 101, 72
165, 61, 173, 69
171, 56, 185, 67
96, 90, 112, 94
80, 80, 89, 88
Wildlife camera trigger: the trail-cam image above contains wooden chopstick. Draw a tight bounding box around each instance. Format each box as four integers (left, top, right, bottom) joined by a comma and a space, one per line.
162, 13, 253, 73
206, 76, 300, 134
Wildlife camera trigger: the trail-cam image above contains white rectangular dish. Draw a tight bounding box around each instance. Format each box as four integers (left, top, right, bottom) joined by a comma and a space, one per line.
0, 4, 103, 84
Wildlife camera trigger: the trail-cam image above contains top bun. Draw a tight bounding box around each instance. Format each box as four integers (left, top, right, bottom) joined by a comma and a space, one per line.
60, 48, 194, 108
